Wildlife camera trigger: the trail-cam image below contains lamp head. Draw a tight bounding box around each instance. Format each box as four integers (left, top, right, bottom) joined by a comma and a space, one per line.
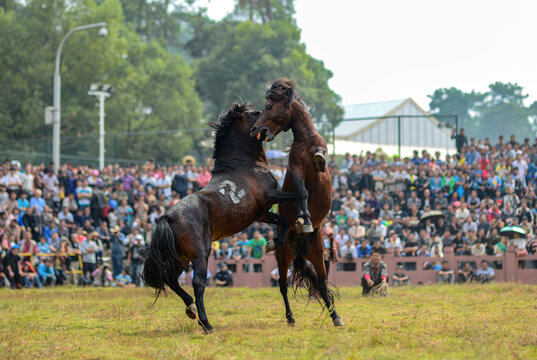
99, 27, 108, 37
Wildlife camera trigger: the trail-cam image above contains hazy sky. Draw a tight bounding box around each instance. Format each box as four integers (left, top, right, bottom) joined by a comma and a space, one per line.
199, 0, 537, 109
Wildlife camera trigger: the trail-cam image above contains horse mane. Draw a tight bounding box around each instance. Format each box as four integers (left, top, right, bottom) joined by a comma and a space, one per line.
265, 78, 306, 108
209, 102, 251, 161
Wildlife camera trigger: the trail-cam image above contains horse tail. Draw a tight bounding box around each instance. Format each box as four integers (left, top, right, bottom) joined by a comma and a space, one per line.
290, 255, 335, 307
142, 215, 181, 302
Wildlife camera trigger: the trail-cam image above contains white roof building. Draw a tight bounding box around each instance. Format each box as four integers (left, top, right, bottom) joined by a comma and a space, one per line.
331, 98, 456, 158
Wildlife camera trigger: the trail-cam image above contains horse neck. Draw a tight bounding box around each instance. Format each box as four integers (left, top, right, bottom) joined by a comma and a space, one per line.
290, 102, 316, 142
214, 133, 268, 171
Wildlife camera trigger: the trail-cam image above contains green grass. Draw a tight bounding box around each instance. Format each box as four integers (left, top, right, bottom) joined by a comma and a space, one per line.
1, 283, 536, 359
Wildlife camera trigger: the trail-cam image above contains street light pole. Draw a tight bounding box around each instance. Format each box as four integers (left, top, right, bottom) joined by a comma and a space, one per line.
88, 89, 111, 170
52, 22, 106, 173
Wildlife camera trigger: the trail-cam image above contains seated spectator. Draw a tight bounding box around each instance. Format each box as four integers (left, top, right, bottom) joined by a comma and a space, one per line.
340, 239, 357, 260
92, 263, 114, 287
437, 260, 455, 284
270, 266, 291, 287
214, 262, 233, 287
457, 262, 475, 283
357, 239, 372, 258
215, 241, 232, 260
471, 241, 487, 256
391, 266, 409, 286
371, 240, 386, 255
37, 258, 56, 287
417, 244, 430, 257
20, 261, 41, 288
116, 269, 135, 288
403, 232, 419, 257
361, 250, 387, 296
476, 260, 495, 283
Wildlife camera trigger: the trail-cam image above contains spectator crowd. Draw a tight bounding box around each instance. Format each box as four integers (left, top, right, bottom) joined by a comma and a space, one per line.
2, 132, 537, 289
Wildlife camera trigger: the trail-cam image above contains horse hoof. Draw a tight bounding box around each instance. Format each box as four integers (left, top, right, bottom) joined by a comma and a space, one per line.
203, 328, 215, 335
295, 218, 304, 233
333, 317, 344, 327
302, 224, 314, 233
287, 320, 296, 327
185, 304, 197, 320
265, 240, 275, 253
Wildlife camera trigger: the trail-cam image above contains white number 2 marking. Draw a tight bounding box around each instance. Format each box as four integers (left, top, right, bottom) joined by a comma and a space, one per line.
219, 180, 246, 204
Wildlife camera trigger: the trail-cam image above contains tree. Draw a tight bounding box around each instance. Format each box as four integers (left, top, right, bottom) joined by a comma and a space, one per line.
477, 82, 533, 141
194, 19, 342, 138
428, 87, 484, 132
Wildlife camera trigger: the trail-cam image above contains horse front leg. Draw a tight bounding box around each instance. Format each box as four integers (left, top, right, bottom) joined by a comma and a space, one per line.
192, 257, 213, 334
292, 172, 313, 234
259, 212, 289, 253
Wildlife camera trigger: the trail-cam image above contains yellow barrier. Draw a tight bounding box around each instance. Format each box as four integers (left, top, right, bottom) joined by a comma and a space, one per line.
18, 252, 84, 275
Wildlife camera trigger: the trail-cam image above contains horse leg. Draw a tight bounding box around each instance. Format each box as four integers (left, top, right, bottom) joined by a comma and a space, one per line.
313, 146, 327, 172
167, 277, 197, 320
291, 172, 313, 234
276, 245, 296, 325
259, 212, 289, 253
191, 256, 214, 334
305, 234, 343, 327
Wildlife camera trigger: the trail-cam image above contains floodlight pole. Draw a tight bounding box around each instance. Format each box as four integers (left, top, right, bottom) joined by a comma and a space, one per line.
88, 90, 110, 169
52, 22, 106, 173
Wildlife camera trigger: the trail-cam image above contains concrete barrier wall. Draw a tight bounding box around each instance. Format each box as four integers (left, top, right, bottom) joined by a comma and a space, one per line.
181, 246, 537, 287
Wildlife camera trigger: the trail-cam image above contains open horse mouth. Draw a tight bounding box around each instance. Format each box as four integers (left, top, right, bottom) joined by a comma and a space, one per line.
250, 126, 274, 142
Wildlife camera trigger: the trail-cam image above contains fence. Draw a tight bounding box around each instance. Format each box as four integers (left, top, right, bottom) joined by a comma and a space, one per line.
178, 246, 537, 288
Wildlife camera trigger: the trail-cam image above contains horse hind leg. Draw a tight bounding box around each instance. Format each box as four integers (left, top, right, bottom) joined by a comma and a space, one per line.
166, 275, 196, 320
276, 245, 295, 325
306, 236, 343, 327
191, 256, 214, 334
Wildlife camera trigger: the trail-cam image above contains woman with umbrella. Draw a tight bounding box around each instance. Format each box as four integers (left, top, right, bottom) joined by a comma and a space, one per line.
499, 225, 528, 256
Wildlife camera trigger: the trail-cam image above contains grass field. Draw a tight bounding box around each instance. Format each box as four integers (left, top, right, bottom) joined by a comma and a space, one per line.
1, 283, 537, 359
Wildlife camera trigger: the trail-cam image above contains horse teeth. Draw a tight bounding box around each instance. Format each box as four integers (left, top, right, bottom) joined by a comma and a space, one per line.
256, 133, 261, 140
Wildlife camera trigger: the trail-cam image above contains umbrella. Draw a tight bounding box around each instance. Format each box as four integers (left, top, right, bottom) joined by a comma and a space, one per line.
266, 150, 287, 159
499, 226, 526, 238
419, 210, 445, 224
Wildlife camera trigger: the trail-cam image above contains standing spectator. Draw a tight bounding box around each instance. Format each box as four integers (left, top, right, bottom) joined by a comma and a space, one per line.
437, 260, 455, 284
76, 180, 93, 209
127, 234, 147, 286
80, 234, 98, 285
3, 244, 23, 289
247, 231, 266, 259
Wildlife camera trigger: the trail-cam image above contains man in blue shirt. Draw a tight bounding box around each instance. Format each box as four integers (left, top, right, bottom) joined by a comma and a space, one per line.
476, 260, 495, 283
37, 258, 56, 286
357, 239, 372, 258
30, 189, 46, 213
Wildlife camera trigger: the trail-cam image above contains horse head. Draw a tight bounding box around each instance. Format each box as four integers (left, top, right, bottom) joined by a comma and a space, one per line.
250, 78, 299, 142
210, 103, 265, 170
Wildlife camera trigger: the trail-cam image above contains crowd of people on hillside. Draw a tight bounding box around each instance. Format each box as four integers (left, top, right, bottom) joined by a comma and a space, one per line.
1, 132, 537, 289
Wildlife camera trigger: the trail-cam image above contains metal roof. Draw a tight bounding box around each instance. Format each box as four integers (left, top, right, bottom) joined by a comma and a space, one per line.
336, 99, 408, 137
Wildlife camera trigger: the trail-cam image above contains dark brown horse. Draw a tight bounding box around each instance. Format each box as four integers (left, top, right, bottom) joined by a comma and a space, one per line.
250, 78, 343, 327
143, 103, 297, 333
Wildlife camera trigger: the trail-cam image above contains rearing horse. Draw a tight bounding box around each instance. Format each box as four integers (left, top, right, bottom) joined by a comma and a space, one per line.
143, 103, 296, 333
250, 79, 343, 327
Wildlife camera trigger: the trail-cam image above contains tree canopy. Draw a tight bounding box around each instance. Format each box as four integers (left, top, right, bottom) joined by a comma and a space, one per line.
0, 0, 342, 165
428, 82, 537, 141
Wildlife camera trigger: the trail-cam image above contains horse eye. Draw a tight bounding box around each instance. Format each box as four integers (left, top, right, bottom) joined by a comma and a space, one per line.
266, 104, 272, 110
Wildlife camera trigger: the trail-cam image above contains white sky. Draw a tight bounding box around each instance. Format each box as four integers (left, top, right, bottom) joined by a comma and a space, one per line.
198, 0, 537, 109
